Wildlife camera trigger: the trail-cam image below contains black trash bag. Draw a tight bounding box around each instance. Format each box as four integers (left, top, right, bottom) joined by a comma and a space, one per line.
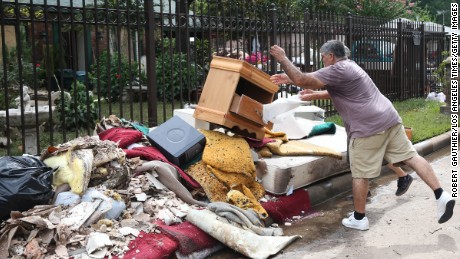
0, 156, 55, 221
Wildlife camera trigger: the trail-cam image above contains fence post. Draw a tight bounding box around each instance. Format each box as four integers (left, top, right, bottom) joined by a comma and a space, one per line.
346, 12, 352, 48
420, 22, 426, 97
269, 3, 277, 75
13, 5, 27, 154
145, 0, 158, 127
397, 19, 403, 100
304, 8, 310, 72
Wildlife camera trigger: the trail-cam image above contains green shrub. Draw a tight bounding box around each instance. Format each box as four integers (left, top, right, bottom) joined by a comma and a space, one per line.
0, 86, 17, 110
0, 49, 44, 110
0, 24, 44, 92
55, 81, 97, 131
156, 52, 204, 101
0, 47, 44, 90
154, 37, 206, 101
193, 38, 212, 67
89, 50, 140, 101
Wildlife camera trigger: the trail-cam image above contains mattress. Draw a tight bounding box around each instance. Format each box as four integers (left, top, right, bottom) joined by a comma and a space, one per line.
170, 107, 350, 195
261, 120, 349, 195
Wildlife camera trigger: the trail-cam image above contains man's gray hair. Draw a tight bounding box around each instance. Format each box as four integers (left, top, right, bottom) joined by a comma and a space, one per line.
344, 45, 351, 57
320, 40, 346, 58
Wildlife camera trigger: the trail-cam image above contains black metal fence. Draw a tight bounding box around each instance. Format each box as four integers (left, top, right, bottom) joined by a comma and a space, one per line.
0, 0, 449, 155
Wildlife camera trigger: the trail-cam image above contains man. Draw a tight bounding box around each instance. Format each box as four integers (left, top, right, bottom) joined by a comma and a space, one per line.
269, 40, 455, 230
316, 44, 413, 197
299, 89, 414, 197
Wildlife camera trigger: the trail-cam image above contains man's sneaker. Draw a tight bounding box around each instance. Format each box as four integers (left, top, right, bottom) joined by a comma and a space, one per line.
342, 212, 369, 231
395, 174, 413, 196
437, 192, 455, 224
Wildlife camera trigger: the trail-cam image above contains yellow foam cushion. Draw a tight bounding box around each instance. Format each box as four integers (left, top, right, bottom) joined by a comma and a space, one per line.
199, 130, 256, 177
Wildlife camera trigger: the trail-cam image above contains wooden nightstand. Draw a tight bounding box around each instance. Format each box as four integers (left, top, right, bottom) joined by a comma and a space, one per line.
193, 56, 279, 139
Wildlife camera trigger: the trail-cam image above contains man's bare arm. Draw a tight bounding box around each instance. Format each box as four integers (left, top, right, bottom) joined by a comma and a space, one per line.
270, 45, 325, 89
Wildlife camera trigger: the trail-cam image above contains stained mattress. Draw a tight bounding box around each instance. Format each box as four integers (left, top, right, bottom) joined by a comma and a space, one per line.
261, 122, 349, 195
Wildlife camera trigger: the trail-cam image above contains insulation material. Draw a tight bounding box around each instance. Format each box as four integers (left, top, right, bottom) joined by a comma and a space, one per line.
44, 148, 93, 195
41, 136, 130, 191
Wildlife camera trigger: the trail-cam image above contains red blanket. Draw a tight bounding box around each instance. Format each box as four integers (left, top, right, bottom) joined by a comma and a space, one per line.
261, 189, 312, 223
121, 232, 178, 259
120, 222, 220, 258
158, 221, 220, 255
98, 128, 143, 149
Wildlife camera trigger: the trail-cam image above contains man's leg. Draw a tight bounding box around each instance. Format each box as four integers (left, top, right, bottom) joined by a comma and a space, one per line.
352, 178, 369, 213
403, 155, 440, 190
404, 155, 455, 223
387, 124, 441, 191
387, 163, 413, 196
387, 163, 407, 177
342, 178, 370, 230
344, 133, 385, 231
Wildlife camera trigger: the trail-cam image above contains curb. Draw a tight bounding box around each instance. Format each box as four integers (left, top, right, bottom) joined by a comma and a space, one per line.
306, 131, 452, 206
413, 130, 451, 157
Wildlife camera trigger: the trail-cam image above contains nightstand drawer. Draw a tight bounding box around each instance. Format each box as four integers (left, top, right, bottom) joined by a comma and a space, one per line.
229, 94, 264, 126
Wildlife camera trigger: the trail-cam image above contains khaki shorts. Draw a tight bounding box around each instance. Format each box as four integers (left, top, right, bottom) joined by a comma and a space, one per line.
349, 123, 417, 178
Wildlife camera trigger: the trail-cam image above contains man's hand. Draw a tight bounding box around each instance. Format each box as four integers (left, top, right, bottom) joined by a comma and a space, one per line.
298, 89, 330, 101
270, 73, 292, 85
298, 89, 316, 101
270, 45, 287, 61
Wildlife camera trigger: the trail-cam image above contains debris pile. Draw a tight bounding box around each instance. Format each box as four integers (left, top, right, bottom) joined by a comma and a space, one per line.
0, 114, 303, 258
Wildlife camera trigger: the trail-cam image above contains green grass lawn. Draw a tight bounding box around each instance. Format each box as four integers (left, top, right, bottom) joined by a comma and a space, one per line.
325, 98, 451, 144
